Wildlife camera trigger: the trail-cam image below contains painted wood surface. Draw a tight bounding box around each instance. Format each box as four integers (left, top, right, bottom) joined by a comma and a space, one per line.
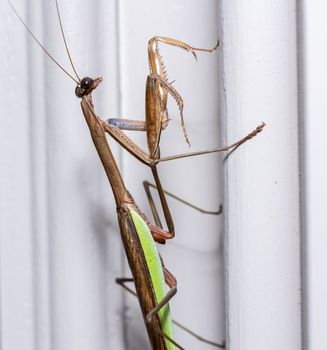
221, 1, 302, 349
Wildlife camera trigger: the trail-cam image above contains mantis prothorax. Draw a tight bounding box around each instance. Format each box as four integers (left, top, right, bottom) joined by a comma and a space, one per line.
8, 0, 265, 348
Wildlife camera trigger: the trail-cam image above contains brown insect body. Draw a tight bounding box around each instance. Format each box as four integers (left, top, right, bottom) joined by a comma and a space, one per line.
81, 90, 172, 350
118, 207, 167, 350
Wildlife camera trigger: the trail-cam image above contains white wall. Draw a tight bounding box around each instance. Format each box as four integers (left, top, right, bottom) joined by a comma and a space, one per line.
0, 1, 223, 349
221, 1, 302, 349
302, 1, 327, 349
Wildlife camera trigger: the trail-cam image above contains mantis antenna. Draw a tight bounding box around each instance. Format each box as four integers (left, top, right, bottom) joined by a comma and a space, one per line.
7, 0, 80, 85
54, 0, 81, 82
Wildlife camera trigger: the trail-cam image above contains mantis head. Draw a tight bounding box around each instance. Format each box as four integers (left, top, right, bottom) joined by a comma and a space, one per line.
75, 77, 103, 98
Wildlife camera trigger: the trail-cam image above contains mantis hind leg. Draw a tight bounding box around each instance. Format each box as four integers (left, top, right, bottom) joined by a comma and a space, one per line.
143, 180, 222, 229
172, 320, 225, 349
115, 277, 184, 350
116, 271, 225, 348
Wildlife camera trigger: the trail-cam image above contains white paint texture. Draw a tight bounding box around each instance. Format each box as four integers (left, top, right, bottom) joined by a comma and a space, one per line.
221, 1, 302, 350
302, 1, 327, 350
1, 1, 223, 349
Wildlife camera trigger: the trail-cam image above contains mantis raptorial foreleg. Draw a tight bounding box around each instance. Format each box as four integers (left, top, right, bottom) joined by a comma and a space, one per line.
108, 72, 185, 145
103, 36, 264, 243
99, 36, 222, 241
108, 36, 220, 145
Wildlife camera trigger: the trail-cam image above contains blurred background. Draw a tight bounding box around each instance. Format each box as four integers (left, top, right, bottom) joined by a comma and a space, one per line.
0, 1, 325, 350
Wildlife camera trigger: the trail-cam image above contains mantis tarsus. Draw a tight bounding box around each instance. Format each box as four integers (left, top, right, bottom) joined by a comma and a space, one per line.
9, 0, 265, 348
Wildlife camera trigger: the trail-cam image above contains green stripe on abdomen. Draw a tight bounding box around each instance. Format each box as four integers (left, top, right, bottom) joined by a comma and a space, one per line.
130, 209, 175, 350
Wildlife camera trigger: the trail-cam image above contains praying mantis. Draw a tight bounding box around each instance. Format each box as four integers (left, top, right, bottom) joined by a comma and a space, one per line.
8, 0, 265, 349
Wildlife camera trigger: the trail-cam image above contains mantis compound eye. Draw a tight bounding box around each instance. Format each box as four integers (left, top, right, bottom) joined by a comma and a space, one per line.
81, 77, 93, 90
75, 77, 94, 98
